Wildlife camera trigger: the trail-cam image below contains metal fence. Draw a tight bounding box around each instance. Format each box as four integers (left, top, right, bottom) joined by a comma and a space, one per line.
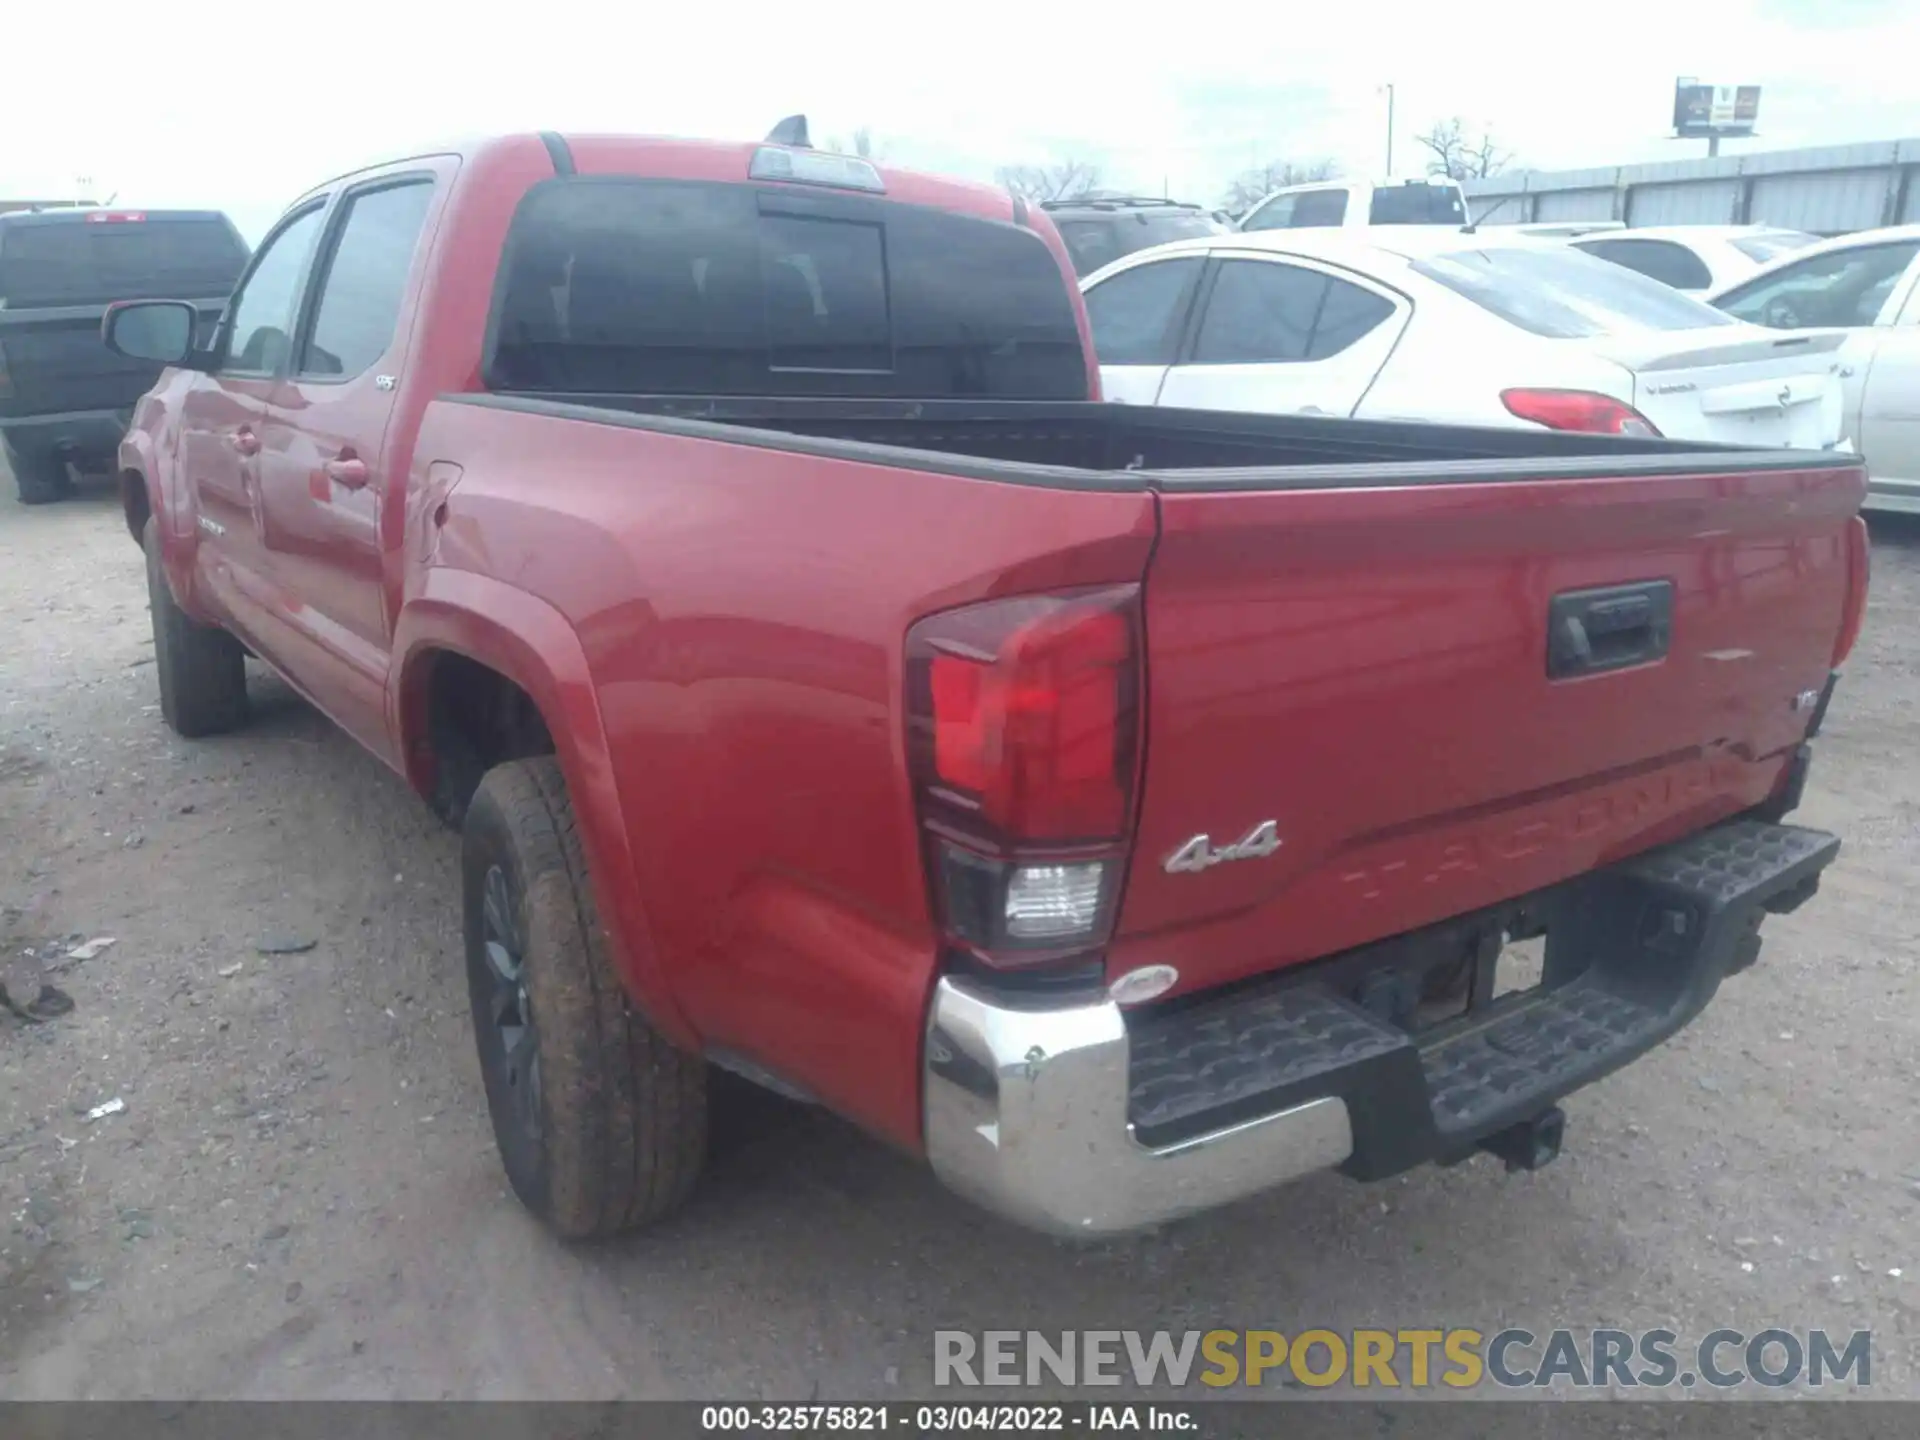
1462, 138, 1920, 236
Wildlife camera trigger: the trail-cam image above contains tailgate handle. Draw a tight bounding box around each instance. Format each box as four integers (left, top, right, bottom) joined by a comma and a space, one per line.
1547, 581, 1672, 679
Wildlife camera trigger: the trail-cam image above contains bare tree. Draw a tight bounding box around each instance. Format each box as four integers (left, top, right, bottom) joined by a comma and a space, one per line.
1413, 118, 1510, 180
827, 125, 887, 161
996, 158, 1104, 204
1219, 158, 1342, 216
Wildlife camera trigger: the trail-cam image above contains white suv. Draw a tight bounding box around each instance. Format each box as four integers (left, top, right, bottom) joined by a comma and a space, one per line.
1237, 177, 1470, 233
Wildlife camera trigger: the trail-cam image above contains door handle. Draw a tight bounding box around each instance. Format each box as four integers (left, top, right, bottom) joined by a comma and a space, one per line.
1546, 581, 1673, 679
229, 428, 260, 457
324, 457, 370, 490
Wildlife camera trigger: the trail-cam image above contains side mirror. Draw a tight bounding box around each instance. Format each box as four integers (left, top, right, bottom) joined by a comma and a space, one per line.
102, 300, 198, 365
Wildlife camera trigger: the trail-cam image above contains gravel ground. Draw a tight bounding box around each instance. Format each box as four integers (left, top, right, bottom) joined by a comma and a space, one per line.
0, 471, 1915, 1401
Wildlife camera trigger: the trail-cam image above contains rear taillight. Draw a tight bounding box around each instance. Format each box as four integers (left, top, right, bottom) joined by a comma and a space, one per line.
905, 586, 1141, 968
1501, 388, 1662, 437
1834, 514, 1871, 666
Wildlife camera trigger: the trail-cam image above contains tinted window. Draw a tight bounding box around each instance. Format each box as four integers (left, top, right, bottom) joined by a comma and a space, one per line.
1239, 194, 1296, 232
1309, 278, 1396, 357
1190, 260, 1391, 363
761, 215, 890, 371
1730, 231, 1817, 263
0, 215, 247, 306
1368, 184, 1467, 226
1714, 241, 1920, 329
1288, 190, 1348, 228
1412, 245, 1735, 337
223, 207, 326, 375
488, 179, 1086, 399
1084, 258, 1201, 365
1059, 220, 1122, 277
1060, 212, 1216, 277
1577, 237, 1714, 291
300, 182, 434, 379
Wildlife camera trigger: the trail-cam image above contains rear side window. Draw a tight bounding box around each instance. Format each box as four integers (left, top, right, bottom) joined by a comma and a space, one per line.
1412, 245, 1735, 337
487, 179, 1086, 399
0, 214, 247, 306
1084, 257, 1202, 365
300, 181, 435, 379
1192, 260, 1394, 363
1059, 220, 1122, 277
1576, 237, 1714, 291
1368, 184, 1467, 226
1288, 190, 1348, 228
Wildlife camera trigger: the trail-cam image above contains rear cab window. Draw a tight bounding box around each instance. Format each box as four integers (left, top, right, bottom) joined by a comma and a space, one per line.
1576, 238, 1714, 291
1412, 245, 1736, 337
486, 179, 1087, 398
1367, 183, 1467, 227
0, 213, 247, 306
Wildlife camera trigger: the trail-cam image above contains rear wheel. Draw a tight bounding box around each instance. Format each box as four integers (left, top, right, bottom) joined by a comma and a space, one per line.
145, 517, 248, 736
462, 757, 708, 1238
4, 439, 73, 505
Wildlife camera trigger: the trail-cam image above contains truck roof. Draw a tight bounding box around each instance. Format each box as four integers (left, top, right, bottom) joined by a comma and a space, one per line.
292, 132, 1025, 229
0, 207, 237, 230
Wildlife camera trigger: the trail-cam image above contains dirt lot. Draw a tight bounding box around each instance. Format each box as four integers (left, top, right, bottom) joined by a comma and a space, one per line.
0, 472, 1916, 1401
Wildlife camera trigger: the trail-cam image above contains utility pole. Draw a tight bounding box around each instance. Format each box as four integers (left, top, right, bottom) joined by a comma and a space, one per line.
1383, 84, 1395, 175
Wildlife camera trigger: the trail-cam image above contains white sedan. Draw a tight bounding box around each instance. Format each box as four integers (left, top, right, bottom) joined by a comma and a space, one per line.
1708, 224, 1920, 514
1568, 225, 1818, 294
1080, 227, 1847, 451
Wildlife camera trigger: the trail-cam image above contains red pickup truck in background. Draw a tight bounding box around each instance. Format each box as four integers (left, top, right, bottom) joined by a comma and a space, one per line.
105, 126, 1869, 1240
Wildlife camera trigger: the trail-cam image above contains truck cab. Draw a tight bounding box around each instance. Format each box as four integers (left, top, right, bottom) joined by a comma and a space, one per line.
1239, 176, 1470, 234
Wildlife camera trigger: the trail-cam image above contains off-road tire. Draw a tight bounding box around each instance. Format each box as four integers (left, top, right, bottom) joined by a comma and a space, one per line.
145, 517, 248, 736
6, 440, 73, 505
462, 757, 707, 1238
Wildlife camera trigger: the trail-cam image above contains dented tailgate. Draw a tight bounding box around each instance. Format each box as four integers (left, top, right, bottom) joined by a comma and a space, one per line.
1109, 459, 1865, 996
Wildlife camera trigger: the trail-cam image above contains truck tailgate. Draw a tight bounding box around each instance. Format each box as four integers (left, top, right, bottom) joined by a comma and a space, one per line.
1110, 461, 1864, 994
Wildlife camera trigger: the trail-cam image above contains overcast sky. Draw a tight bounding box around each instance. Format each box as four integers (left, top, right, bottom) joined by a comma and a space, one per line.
4, 0, 1916, 241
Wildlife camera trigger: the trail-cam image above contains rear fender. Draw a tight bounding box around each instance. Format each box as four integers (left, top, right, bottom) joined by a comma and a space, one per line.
391, 567, 695, 1047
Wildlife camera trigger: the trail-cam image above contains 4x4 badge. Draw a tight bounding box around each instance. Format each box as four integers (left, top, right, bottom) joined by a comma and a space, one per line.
1164, 820, 1282, 874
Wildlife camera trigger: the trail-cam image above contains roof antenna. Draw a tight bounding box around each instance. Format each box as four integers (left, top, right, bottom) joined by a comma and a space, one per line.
766, 115, 811, 149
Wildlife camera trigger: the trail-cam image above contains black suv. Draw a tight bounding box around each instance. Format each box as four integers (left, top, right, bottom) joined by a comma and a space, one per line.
1040, 196, 1224, 278
0, 208, 247, 503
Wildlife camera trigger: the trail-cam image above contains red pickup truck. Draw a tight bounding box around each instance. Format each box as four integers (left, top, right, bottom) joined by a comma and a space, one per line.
106, 128, 1868, 1240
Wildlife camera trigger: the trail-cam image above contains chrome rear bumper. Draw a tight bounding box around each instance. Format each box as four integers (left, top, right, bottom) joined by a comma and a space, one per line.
922, 820, 1841, 1238
922, 976, 1353, 1237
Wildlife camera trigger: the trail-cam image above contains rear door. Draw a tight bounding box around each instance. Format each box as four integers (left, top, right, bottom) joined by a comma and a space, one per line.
1153, 254, 1407, 416
254, 169, 442, 752
181, 202, 328, 641
1082, 255, 1204, 405
1111, 456, 1861, 998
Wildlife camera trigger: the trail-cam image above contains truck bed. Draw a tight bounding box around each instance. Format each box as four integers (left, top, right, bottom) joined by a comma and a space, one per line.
459, 390, 1827, 488
430, 388, 1863, 1021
